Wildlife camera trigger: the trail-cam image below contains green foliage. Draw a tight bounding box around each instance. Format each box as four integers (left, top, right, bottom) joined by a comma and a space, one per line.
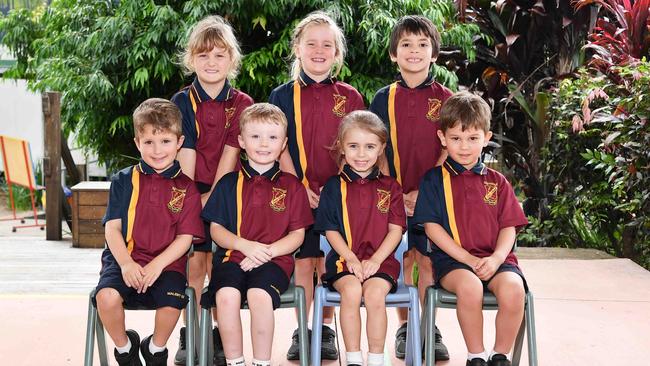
0, 171, 43, 211
521, 62, 650, 269
0, 0, 482, 171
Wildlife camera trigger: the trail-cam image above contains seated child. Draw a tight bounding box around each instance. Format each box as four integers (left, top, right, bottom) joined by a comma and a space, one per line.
200, 103, 313, 366
315, 110, 406, 366
94, 98, 204, 366
412, 92, 529, 366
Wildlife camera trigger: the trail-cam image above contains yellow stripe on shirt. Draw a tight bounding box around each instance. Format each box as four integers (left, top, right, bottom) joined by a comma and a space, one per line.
442, 166, 461, 246
223, 171, 244, 262
293, 80, 310, 188
388, 82, 402, 184
189, 86, 201, 139
336, 179, 354, 273
125, 167, 140, 254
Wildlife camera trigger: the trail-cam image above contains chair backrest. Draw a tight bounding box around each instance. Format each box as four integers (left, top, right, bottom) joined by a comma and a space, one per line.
320, 232, 409, 285
0, 135, 37, 190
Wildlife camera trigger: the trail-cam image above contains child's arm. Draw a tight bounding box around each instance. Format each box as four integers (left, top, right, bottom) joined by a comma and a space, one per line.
279, 149, 297, 176
177, 148, 196, 181
475, 226, 516, 281
204, 145, 239, 207
241, 228, 306, 272
424, 222, 480, 269
210, 222, 272, 265
104, 218, 144, 290
326, 230, 363, 282
403, 190, 418, 216
361, 223, 403, 280
140, 233, 193, 293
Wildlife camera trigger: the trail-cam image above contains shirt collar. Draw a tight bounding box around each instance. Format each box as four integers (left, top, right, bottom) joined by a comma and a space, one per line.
297, 69, 335, 86
396, 73, 434, 89
443, 157, 487, 176
192, 77, 232, 102
136, 159, 182, 179
340, 164, 382, 182
240, 158, 281, 182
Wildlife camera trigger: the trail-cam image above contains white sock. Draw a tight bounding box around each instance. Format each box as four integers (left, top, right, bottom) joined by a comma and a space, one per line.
468, 350, 487, 361
346, 351, 363, 365
367, 352, 384, 366
252, 359, 271, 366
226, 356, 245, 366
115, 337, 131, 354
148, 338, 166, 354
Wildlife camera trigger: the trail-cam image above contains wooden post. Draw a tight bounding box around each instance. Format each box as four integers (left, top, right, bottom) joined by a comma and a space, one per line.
43, 92, 62, 240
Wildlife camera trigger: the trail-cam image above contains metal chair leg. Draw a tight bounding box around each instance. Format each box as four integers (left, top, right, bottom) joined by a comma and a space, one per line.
199, 305, 212, 366
84, 292, 97, 366
310, 287, 325, 366
525, 292, 538, 366
295, 286, 309, 366
95, 314, 109, 366
186, 286, 196, 366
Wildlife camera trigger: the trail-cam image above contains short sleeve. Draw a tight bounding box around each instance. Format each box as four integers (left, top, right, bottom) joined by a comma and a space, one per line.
171, 91, 197, 149
314, 178, 342, 234
102, 170, 127, 225
225, 93, 254, 148
496, 177, 529, 231
388, 180, 407, 230
412, 168, 444, 226
201, 175, 233, 229
348, 88, 366, 112
287, 180, 314, 231
175, 182, 204, 240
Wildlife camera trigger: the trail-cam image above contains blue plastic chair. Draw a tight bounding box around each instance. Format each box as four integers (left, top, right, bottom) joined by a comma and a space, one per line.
311, 234, 421, 366
422, 287, 538, 366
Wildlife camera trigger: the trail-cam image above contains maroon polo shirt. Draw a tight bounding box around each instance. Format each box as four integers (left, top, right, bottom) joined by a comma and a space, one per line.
369, 74, 452, 193
413, 158, 529, 267
202, 160, 313, 278
269, 71, 365, 193
172, 79, 254, 188
103, 160, 205, 275
315, 165, 407, 280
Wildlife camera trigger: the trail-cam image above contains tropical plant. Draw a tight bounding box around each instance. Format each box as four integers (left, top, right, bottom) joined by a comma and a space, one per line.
0, 0, 482, 171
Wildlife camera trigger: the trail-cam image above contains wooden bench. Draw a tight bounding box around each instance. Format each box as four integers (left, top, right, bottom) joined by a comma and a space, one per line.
71, 181, 110, 248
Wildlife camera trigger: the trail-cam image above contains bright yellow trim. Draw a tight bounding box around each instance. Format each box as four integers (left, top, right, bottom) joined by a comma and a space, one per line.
388, 82, 402, 184
189, 88, 200, 139
223, 171, 244, 262
336, 179, 354, 273
442, 167, 461, 246
126, 167, 140, 254
293, 81, 310, 188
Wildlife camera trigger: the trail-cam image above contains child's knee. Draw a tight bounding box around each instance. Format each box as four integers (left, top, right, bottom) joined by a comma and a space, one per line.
216, 289, 241, 309
95, 288, 122, 309
246, 288, 273, 307
362, 286, 387, 309
294, 258, 316, 275
496, 284, 525, 312
455, 280, 484, 304
340, 281, 363, 303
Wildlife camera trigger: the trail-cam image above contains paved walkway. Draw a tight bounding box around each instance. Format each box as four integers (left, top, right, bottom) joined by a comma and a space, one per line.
1, 232, 649, 365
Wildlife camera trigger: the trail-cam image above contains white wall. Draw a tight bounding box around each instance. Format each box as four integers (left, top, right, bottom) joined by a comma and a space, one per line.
0, 78, 44, 172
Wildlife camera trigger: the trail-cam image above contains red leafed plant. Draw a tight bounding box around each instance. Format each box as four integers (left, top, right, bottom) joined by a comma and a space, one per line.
574, 0, 650, 74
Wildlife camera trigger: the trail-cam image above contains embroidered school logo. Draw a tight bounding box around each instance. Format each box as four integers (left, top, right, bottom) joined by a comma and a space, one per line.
376, 189, 391, 213
224, 107, 236, 128
483, 182, 498, 206
167, 187, 187, 213
270, 187, 287, 212
332, 94, 347, 117
426, 98, 442, 121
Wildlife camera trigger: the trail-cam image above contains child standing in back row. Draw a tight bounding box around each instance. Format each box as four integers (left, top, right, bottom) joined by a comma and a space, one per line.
172, 15, 254, 365
368, 15, 452, 361
316, 110, 406, 366
269, 11, 365, 361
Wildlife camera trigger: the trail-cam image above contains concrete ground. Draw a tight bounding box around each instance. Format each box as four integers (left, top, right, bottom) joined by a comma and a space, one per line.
1, 210, 649, 365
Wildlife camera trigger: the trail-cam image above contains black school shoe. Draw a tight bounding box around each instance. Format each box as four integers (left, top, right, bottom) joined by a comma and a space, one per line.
286, 328, 312, 360
114, 329, 142, 366
213, 327, 226, 366
395, 323, 450, 361
489, 353, 511, 366
174, 327, 192, 365
467, 358, 488, 366
140, 335, 168, 366
321, 325, 339, 360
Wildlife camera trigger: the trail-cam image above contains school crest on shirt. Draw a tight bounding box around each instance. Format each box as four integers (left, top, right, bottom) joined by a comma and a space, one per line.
270, 187, 287, 212
167, 187, 187, 213
426, 98, 442, 121
224, 107, 236, 129
376, 189, 391, 214
483, 182, 498, 206
332, 94, 347, 117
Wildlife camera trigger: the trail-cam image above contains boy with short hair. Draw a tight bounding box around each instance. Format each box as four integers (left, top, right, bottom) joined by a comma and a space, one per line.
201, 103, 313, 366
368, 15, 452, 360
94, 98, 204, 366
413, 91, 529, 366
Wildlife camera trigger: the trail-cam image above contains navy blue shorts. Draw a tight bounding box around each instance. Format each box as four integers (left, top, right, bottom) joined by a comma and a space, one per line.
93, 250, 188, 310
295, 211, 322, 258
408, 217, 430, 255
322, 271, 398, 294
201, 261, 290, 310
193, 182, 213, 252
431, 250, 528, 292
